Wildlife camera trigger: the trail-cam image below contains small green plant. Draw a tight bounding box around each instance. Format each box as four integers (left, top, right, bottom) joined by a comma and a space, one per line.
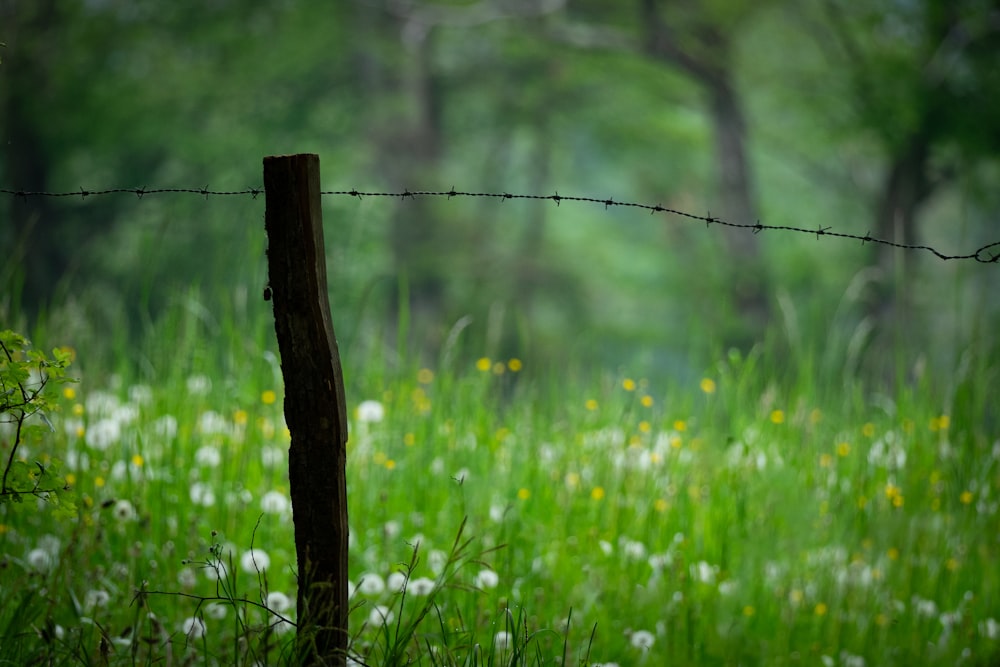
0, 329, 76, 511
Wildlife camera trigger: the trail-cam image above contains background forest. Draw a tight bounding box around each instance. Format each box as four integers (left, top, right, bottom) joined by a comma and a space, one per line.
2, 1, 1000, 666
3, 0, 999, 377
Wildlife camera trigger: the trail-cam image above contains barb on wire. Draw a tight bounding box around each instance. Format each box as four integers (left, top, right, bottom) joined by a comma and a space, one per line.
3, 186, 998, 264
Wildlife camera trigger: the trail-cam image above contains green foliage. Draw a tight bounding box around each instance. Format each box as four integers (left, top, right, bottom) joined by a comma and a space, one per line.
3, 0, 997, 372
0, 330, 76, 512
2, 296, 999, 665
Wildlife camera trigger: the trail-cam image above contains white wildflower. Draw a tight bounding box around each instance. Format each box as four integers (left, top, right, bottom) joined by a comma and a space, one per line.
261, 490, 290, 514
408, 577, 435, 596
153, 415, 178, 439
86, 418, 121, 450
474, 569, 499, 589
368, 605, 394, 626
181, 616, 206, 639
186, 375, 212, 396
198, 411, 228, 435
113, 499, 137, 522
357, 573, 386, 596
266, 591, 292, 613
356, 400, 385, 424
195, 445, 222, 468
177, 567, 197, 588
26, 548, 53, 573
494, 631, 512, 651
630, 629, 655, 649
692, 560, 718, 585
240, 548, 271, 573
427, 549, 448, 575
204, 603, 228, 620
189, 482, 216, 507
84, 589, 111, 611
387, 571, 407, 593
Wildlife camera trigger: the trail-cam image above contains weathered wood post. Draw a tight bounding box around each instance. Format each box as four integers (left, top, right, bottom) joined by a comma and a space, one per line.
263, 153, 349, 666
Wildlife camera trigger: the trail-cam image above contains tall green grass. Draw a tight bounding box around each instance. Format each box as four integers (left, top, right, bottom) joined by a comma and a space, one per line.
2, 289, 998, 666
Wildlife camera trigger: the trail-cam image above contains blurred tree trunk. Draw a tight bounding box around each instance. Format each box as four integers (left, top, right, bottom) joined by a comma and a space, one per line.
817, 0, 1000, 355
641, 0, 771, 343
357, 3, 447, 348
869, 129, 932, 342
1, 0, 59, 315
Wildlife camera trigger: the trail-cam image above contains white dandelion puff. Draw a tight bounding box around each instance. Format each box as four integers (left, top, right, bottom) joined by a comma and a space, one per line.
630, 629, 655, 650
204, 603, 228, 620
189, 482, 216, 507
356, 400, 385, 424
186, 375, 212, 396
86, 418, 121, 450
494, 631, 512, 651
261, 490, 290, 514
84, 589, 111, 611
357, 573, 386, 596
408, 577, 435, 596
194, 445, 222, 468
113, 499, 137, 522
177, 567, 197, 588
181, 616, 206, 639
368, 605, 394, 626
266, 591, 292, 613
474, 569, 499, 589
387, 571, 407, 593
26, 548, 53, 573
240, 548, 271, 573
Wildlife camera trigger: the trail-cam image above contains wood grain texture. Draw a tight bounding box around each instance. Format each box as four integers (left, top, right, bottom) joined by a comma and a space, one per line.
264, 153, 349, 666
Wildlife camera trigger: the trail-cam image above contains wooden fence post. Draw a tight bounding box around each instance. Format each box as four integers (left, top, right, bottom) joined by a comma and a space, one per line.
263, 153, 349, 666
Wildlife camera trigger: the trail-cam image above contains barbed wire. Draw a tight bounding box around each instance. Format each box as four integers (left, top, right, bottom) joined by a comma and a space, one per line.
0, 187, 262, 199
3, 186, 998, 263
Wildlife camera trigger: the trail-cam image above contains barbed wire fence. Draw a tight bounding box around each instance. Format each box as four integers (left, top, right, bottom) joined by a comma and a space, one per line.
3, 186, 999, 263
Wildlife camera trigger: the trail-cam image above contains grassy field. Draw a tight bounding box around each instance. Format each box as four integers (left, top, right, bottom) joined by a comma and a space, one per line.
1, 294, 998, 666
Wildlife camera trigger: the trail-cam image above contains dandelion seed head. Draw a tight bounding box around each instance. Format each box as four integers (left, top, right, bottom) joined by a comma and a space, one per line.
189, 482, 216, 507
113, 499, 137, 522
494, 631, 512, 651
240, 548, 271, 573
630, 629, 655, 649
177, 567, 197, 588
195, 445, 222, 468
198, 411, 228, 436
387, 571, 407, 593
408, 577, 435, 596
357, 573, 386, 596
368, 605, 394, 626
205, 602, 228, 620
202, 560, 228, 582
474, 569, 499, 589
26, 548, 53, 573
261, 445, 284, 467
153, 414, 178, 439
261, 490, 290, 515
181, 616, 206, 639
428, 549, 448, 575
622, 538, 647, 560
84, 589, 111, 610
266, 591, 292, 613
356, 400, 385, 424
186, 375, 212, 396
86, 418, 121, 450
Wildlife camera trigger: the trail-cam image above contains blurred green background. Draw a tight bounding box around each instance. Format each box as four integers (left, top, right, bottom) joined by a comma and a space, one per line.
3, 0, 999, 380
